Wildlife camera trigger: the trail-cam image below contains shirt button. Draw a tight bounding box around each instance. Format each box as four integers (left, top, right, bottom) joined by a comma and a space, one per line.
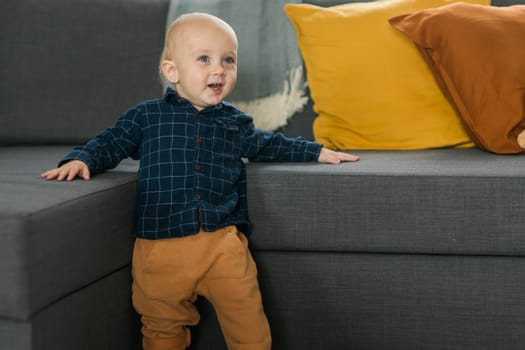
195, 194, 201, 200
195, 164, 201, 171
195, 137, 202, 143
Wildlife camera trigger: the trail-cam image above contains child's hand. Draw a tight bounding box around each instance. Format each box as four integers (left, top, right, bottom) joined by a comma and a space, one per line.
318, 148, 360, 164
40, 160, 91, 181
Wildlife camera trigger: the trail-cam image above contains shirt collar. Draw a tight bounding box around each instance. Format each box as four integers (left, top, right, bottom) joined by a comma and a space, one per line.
163, 87, 225, 113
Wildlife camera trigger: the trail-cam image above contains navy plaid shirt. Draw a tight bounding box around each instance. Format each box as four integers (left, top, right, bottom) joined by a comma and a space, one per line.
62, 88, 322, 239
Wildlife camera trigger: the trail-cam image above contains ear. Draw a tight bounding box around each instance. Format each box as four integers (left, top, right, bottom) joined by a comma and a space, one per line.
161, 60, 180, 84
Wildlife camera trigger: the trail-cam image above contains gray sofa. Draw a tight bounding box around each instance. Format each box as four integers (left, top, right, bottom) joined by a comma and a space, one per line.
1, 1, 525, 350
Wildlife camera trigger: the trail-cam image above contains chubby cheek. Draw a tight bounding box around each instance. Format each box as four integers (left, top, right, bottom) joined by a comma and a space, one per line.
225, 73, 237, 92
224, 80, 236, 95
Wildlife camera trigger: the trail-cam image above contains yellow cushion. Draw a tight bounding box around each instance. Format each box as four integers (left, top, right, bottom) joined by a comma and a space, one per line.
284, 0, 488, 150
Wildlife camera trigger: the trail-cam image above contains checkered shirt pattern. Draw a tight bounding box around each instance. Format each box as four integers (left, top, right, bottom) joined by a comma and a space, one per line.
61, 88, 322, 239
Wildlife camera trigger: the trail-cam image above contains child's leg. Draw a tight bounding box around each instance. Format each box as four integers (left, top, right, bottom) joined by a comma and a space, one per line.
132, 227, 271, 350
196, 228, 272, 350
132, 283, 198, 350
132, 238, 200, 350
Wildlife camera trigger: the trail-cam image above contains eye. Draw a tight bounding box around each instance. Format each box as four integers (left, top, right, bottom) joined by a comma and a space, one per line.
224, 56, 236, 64
198, 55, 210, 63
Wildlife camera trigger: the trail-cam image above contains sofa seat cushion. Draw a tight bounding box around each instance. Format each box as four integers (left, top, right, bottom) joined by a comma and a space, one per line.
247, 149, 525, 256
0, 146, 138, 320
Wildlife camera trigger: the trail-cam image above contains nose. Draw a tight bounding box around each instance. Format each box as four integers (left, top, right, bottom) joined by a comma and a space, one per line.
211, 61, 225, 76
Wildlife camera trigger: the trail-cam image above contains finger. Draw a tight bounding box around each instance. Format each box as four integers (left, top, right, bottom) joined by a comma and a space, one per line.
56, 167, 74, 181
341, 153, 360, 162
56, 169, 68, 181
40, 169, 58, 180
326, 154, 342, 164
329, 152, 360, 164
80, 167, 91, 180
45, 169, 62, 180
66, 168, 80, 181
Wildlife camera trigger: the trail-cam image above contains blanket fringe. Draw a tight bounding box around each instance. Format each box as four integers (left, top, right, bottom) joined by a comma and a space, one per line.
232, 66, 307, 131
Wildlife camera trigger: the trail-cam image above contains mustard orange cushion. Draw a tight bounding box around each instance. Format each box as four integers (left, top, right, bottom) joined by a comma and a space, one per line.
390, 3, 525, 154
284, 0, 488, 150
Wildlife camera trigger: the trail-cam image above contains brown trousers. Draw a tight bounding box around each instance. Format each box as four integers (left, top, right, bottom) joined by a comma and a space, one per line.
132, 226, 271, 350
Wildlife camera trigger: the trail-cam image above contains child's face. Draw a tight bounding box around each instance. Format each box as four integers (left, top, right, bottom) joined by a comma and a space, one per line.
165, 17, 238, 111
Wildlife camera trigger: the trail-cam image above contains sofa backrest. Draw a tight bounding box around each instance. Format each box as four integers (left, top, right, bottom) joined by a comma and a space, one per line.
0, 0, 169, 145
1, 0, 518, 146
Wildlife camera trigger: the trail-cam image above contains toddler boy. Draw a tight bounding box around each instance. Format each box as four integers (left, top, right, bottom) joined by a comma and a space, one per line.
41, 12, 359, 350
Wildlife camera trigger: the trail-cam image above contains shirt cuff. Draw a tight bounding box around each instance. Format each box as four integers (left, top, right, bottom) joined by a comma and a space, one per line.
304, 140, 323, 162
59, 147, 96, 174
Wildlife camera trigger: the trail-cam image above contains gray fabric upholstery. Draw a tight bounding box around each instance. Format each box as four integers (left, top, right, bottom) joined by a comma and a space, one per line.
0, 146, 138, 320
247, 149, 525, 256
256, 252, 525, 350
0, 0, 168, 145
0, 1, 163, 347
190, 251, 525, 350
0, 267, 141, 350
492, 0, 525, 4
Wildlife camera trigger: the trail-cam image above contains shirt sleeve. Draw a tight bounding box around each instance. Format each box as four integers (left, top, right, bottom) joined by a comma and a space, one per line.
59, 107, 143, 173
240, 117, 323, 162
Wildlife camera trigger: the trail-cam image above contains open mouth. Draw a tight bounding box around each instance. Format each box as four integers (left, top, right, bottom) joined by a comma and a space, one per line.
208, 83, 223, 92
